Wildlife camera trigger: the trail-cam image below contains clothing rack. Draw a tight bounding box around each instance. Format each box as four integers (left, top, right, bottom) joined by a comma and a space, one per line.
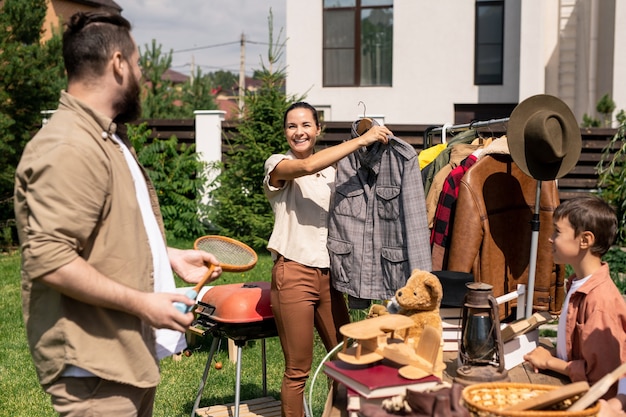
423, 114, 547, 319
423, 117, 510, 148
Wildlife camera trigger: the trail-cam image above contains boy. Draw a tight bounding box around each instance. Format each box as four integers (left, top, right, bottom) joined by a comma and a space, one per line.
524, 195, 626, 400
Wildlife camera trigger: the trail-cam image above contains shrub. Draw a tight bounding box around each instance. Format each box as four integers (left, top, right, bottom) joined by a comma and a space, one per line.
205, 12, 300, 252
597, 120, 626, 245
603, 247, 626, 294
127, 123, 208, 241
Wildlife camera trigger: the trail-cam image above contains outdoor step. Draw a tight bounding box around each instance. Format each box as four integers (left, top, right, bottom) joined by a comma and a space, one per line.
196, 396, 281, 417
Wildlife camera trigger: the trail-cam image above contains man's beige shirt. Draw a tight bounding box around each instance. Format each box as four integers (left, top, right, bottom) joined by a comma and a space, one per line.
14, 92, 164, 387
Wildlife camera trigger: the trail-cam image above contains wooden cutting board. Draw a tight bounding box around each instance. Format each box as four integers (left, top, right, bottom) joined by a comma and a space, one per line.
505, 381, 589, 411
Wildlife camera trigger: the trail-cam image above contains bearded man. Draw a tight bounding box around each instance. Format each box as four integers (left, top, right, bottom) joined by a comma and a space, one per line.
14, 11, 222, 416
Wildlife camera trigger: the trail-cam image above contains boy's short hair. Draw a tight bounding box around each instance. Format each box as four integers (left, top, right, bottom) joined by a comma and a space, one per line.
554, 195, 617, 256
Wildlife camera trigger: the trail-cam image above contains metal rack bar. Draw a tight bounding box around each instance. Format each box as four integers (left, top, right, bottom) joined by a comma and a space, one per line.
424, 117, 510, 148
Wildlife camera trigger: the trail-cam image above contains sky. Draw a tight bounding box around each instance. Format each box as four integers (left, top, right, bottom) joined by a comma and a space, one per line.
120, 0, 286, 77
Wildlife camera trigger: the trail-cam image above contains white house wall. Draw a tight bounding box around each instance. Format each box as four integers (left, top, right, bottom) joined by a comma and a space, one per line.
612, 0, 626, 127
518, 0, 557, 100
286, 0, 526, 125
285, 0, 625, 126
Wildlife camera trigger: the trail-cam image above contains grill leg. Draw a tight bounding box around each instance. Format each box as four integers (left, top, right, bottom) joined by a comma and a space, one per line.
234, 341, 244, 417
191, 337, 220, 417
261, 338, 267, 396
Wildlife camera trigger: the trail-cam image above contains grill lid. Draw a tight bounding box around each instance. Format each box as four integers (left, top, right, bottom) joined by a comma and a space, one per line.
198, 281, 273, 323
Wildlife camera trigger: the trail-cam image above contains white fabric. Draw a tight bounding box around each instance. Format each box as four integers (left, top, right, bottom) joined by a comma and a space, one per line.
112, 134, 186, 359
556, 275, 590, 360
62, 135, 185, 378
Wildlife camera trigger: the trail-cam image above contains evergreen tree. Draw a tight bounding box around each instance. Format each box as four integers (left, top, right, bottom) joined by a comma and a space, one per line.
208, 70, 238, 94
0, 0, 66, 238
127, 123, 207, 241
596, 93, 616, 128
182, 68, 217, 113
139, 40, 183, 119
206, 10, 297, 251
139, 40, 216, 119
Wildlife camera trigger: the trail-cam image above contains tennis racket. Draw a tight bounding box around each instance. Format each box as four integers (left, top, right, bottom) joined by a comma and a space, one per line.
174, 235, 258, 313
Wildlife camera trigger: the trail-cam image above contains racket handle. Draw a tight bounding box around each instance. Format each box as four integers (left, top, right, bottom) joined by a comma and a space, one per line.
192, 264, 216, 293
173, 289, 199, 314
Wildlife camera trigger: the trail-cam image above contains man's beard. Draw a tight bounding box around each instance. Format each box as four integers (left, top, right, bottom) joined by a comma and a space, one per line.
113, 70, 142, 124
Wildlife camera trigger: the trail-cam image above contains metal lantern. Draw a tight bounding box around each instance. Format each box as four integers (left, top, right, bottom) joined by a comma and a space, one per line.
455, 282, 509, 384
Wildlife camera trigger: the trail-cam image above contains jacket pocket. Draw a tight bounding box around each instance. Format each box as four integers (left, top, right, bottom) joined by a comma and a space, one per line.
380, 246, 410, 293
376, 186, 400, 220
334, 183, 365, 219
327, 237, 353, 284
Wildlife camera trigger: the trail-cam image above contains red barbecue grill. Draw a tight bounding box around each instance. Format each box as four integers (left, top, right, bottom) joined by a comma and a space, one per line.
189, 281, 277, 417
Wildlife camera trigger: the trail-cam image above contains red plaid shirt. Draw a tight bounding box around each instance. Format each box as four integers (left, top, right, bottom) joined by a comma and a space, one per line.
431, 154, 478, 246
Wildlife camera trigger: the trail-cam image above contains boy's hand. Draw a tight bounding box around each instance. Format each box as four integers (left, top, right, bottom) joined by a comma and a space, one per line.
523, 346, 554, 372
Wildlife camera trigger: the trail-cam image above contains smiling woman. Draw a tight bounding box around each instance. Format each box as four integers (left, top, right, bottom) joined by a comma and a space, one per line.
263, 101, 393, 417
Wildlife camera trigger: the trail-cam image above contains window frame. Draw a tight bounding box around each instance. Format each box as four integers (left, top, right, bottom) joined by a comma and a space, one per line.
323, 0, 393, 87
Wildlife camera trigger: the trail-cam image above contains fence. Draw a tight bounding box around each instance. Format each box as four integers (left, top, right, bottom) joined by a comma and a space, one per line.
134, 115, 618, 201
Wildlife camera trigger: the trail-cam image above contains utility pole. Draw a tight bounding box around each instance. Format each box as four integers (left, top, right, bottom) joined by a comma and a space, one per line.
190, 54, 195, 86
238, 32, 246, 116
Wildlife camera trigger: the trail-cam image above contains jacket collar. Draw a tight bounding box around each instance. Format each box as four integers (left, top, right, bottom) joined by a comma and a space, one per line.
565, 262, 610, 294
58, 91, 118, 140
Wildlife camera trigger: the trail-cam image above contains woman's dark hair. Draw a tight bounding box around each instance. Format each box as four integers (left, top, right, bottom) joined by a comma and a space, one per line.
63, 12, 136, 81
283, 102, 320, 128
553, 195, 618, 256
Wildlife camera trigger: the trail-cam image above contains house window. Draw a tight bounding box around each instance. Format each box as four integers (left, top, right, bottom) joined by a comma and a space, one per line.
323, 0, 393, 87
475, 0, 504, 85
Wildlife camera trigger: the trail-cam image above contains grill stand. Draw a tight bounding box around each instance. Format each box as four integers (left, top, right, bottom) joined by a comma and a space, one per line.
190, 336, 269, 417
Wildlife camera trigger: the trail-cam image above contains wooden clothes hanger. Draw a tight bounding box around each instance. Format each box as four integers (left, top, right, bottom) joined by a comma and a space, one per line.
357, 118, 373, 135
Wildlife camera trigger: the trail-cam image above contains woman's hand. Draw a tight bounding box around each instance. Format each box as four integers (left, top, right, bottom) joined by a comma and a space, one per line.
359, 125, 392, 147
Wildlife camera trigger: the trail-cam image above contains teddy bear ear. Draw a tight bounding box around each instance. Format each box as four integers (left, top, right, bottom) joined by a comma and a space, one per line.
424, 275, 443, 300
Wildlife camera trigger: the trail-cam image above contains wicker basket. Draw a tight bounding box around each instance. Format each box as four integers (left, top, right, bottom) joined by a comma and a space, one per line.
461, 383, 600, 417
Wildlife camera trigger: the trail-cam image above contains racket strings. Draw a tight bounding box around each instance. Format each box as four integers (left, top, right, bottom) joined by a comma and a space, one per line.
196, 238, 256, 267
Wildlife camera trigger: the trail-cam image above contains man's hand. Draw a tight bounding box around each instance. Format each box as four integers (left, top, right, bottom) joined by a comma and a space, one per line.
135, 291, 196, 332
41, 257, 199, 331
168, 247, 222, 284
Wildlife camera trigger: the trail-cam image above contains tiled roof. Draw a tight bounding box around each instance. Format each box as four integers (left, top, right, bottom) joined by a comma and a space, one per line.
163, 69, 189, 84
67, 0, 122, 12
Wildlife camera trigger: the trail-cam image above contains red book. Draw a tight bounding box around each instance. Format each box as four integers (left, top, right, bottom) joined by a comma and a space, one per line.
324, 360, 441, 399
345, 387, 387, 412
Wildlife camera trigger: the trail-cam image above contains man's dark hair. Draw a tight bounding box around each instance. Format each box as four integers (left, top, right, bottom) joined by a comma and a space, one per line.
63, 12, 135, 81
554, 195, 618, 257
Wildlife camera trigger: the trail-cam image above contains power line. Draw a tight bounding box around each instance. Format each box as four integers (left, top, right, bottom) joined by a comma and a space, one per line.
172, 38, 277, 54
173, 41, 239, 54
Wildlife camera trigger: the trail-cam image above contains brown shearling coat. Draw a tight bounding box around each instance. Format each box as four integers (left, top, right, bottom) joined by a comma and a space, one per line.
446, 140, 565, 318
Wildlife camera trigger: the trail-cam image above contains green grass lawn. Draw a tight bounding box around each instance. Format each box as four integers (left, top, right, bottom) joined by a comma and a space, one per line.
0, 247, 336, 417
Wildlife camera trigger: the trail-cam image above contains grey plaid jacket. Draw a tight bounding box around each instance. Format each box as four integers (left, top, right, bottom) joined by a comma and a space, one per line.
327, 126, 431, 301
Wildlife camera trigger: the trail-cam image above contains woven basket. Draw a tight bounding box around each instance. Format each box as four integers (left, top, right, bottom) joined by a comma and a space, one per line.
461, 382, 600, 417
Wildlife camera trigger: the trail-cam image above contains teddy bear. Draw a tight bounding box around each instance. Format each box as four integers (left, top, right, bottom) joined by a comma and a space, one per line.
368, 269, 443, 343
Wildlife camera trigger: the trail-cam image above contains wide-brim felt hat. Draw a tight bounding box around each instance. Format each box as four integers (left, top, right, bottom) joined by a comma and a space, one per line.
508, 94, 582, 181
